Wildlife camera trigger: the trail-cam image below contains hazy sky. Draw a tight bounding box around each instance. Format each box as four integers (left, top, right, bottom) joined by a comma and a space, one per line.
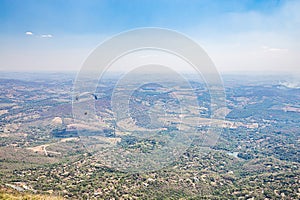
0, 0, 299, 73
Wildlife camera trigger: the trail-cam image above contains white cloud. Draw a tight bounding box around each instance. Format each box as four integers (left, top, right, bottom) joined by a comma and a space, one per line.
261, 46, 288, 52
25, 31, 33, 35
41, 34, 53, 38
268, 48, 288, 52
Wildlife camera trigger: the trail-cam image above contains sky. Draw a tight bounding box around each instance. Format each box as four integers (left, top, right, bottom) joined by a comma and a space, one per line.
0, 0, 299, 73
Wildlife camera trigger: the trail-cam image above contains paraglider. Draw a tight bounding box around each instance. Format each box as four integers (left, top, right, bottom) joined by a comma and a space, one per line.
75, 92, 98, 101
73, 92, 98, 117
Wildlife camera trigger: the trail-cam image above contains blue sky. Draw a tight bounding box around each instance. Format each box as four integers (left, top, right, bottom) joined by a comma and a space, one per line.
0, 0, 299, 72
0, 0, 284, 35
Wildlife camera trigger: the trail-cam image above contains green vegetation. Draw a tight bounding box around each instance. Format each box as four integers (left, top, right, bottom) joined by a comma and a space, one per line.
0, 74, 299, 199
